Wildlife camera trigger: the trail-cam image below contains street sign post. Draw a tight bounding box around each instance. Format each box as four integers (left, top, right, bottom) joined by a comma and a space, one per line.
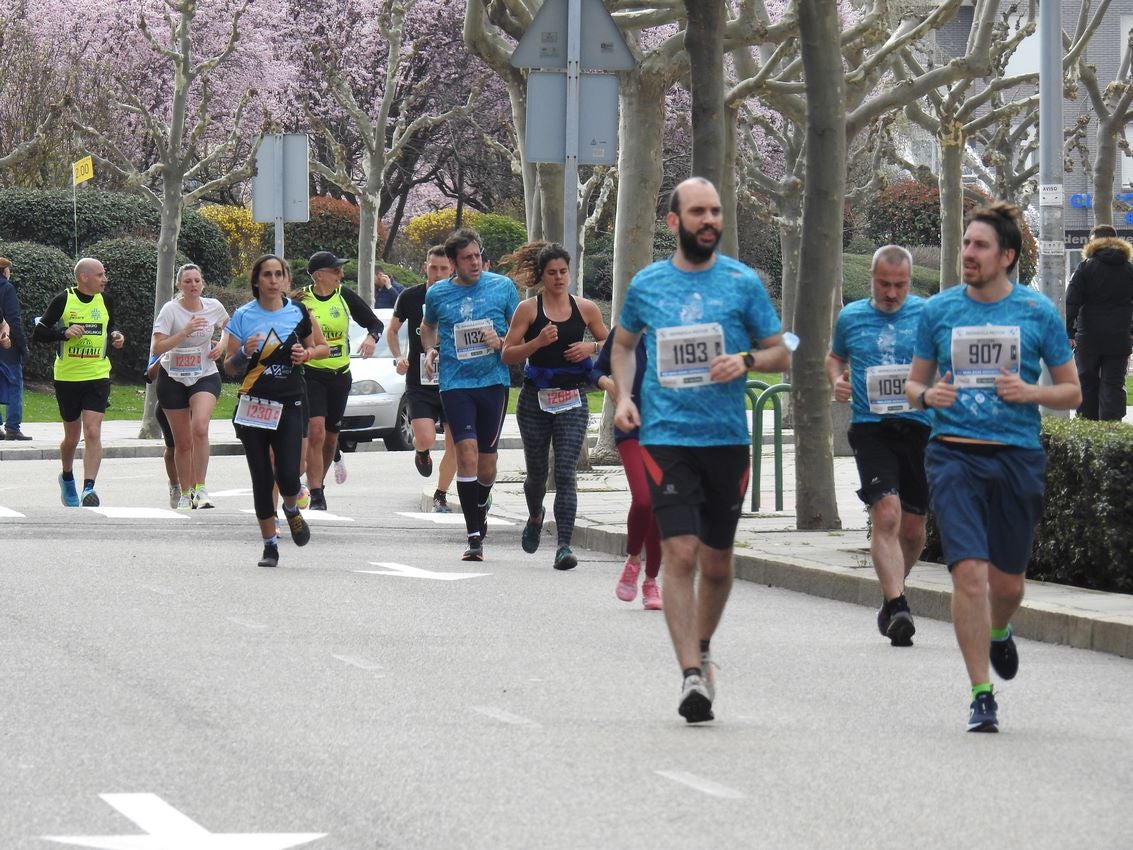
252, 134, 310, 258
511, 0, 632, 294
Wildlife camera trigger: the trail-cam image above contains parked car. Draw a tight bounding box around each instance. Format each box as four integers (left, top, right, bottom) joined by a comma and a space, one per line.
337, 309, 414, 452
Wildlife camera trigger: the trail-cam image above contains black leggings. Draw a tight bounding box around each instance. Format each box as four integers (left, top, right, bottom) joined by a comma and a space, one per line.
236, 402, 304, 520
516, 384, 589, 546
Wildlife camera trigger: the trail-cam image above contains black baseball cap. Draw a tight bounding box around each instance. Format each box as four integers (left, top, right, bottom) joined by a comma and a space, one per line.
307, 251, 348, 274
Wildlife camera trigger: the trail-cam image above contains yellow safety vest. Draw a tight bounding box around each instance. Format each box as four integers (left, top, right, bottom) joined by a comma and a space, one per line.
303, 287, 351, 371
54, 288, 111, 381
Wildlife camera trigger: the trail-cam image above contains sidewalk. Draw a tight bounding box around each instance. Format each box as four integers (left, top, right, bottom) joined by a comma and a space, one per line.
4, 416, 1132, 659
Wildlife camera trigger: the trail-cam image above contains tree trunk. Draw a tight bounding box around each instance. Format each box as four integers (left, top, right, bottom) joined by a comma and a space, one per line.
537, 162, 564, 244
720, 104, 739, 258
938, 118, 965, 289
357, 186, 380, 305
778, 187, 803, 328
139, 181, 184, 439
794, 0, 843, 531
684, 0, 726, 189
1093, 117, 1120, 227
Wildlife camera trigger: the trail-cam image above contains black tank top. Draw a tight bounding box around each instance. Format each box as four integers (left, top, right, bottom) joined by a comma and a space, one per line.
525, 294, 586, 367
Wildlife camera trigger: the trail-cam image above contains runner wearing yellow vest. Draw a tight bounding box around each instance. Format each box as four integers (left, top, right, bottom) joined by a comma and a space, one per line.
298, 251, 385, 511
32, 258, 125, 507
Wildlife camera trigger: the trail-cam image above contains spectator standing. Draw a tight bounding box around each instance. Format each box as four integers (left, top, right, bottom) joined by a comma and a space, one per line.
373, 265, 405, 308
0, 257, 31, 440
1065, 224, 1133, 420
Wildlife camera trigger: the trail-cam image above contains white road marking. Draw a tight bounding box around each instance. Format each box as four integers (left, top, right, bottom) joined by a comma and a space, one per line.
356, 562, 489, 581
0, 506, 25, 517
331, 654, 383, 672
43, 792, 326, 848
139, 585, 174, 597
241, 509, 354, 523
227, 617, 267, 631
655, 770, 745, 799
471, 706, 540, 727
396, 511, 515, 527
87, 507, 188, 519
210, 488, 253, 498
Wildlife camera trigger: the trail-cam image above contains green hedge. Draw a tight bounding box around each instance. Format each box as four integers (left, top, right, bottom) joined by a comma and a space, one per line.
0, 240, 76, 382
922, 418, 1133, 594
263, 196, 360, 261
0, 188, 229, 287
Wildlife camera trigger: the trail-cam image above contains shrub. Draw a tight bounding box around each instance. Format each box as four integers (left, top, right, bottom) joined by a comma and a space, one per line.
199, 204, 265, 280
582, 230, 614, 299
475, 213, 527, 266
265, 195, 361, 262
402, 209, 527, 269
0, 240, 76, 382
85, 237, 191, 380
0, 188, 229, 286
403, 209, 463, 261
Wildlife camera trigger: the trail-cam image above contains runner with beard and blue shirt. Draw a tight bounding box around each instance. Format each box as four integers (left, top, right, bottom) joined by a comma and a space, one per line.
225, 254, 330, 569
827, 245, 930, 647
421, 228, 520, 563
612, 178, 792, 724
906, 202, 1080, 733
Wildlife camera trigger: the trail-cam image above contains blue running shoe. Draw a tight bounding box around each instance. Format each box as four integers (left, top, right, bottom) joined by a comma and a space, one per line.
553, 545, 577, 571
990, 628, 1019, 680
59, 475, 80, 507
967, 690, 998, 733
80, 484, 100, 507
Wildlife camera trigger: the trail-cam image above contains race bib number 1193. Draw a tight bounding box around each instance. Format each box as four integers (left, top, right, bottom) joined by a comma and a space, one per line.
656, 323, 724, 388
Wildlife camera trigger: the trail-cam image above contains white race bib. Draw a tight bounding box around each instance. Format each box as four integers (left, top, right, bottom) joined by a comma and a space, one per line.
168, 347, 204, 379
656, 323, 725, 388
951, 325, 1020, 388
454, 319, 494, 360
537, 388, 582, 413
234, 395, 284, 430
865, 363, 912, 414
420, 353, 438, 386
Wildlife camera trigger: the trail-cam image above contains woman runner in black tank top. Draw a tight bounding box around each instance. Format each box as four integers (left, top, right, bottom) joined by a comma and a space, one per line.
501, 241, 609, 570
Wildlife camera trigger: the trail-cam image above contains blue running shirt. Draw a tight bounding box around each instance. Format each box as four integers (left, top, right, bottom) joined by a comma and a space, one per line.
914, 284, 1072, 449
424, 271, 520, 390
831, 295, 931, 426
619, 255, 782, 447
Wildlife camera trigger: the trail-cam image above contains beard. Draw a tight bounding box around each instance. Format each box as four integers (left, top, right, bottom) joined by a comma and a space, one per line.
678, 221, 721, 263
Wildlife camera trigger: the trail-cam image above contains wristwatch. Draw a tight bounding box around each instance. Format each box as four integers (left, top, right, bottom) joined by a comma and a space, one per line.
919, 389, 931, 409
740, 351, 756, 370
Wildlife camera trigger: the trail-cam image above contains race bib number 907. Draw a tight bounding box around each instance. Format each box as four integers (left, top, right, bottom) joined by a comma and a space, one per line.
950, 325, 1020, 387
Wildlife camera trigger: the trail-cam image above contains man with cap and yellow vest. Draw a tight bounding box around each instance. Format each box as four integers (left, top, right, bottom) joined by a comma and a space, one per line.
33, 257, 125, 507
298, 251, 385, 511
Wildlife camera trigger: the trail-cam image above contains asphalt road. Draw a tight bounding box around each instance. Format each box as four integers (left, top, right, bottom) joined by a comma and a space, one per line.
2, 451, 1131, 849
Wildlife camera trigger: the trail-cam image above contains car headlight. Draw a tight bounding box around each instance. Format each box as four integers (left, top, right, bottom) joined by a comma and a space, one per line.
349, 380, 386, 396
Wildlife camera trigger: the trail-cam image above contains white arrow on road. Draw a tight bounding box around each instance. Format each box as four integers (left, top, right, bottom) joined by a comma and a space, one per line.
355, 561, 489, 581
44, 793, 326, 849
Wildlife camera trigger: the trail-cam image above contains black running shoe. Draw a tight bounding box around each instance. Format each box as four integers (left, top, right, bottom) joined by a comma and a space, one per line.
553, 545, 577, 571
462, 536, 484, 562
309, 488, 327, 511
876, 602, 890, 637
285, 510, 310, 546
885, 596, 915, 647
415, 450, 432, 477
990, 628, 1019, 680
678, 674, 714, 723
967, 690, 998, 733
257, 543, 279, 568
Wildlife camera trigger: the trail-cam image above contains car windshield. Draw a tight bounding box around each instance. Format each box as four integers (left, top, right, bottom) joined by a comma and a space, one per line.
348, 309, 407, 357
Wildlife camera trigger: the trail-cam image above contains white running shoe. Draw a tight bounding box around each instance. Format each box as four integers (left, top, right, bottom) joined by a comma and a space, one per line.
193, 487, 214, 509
176, 492, 193, 511
333, 457, 348, 484
168, 483, 180, 509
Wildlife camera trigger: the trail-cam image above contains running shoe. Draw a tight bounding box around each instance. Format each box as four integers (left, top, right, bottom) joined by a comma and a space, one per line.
479, 503, 489, 540
700, 651, 717, 700
333, 456, 348, 485
616, 558, 641, 601
521, 507, 545, 554
678, 673, 714, 724
883, 596, 915, 647
967, 690, 999, 733
876, 602, 890, 637
309, 488, 327, 511
462, 536, 484, 562
285, 509, 310, 546
193, 487, 214, 509
80, 484, 100, 507
990, 627, 1019, 680
258, 542, 279, 568
296, 484, 311, 510
414, 450, 432, 478
432, 496, 452, 513
59, 475, 80, 508
642, 577, 662, 611
168, 483, 180, 509
553, 545, 577, 571
176, 492, 193, 511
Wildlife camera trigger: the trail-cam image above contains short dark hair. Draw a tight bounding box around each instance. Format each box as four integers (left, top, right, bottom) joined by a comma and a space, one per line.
1090, 224, 1118, 240
668, 176, 714, 215
964, 202, 1024, 275
444, 228, 482, 262
426, 244, 447, 260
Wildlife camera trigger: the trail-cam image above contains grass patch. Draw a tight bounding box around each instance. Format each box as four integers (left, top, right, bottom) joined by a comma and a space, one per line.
22, 380, 239, 422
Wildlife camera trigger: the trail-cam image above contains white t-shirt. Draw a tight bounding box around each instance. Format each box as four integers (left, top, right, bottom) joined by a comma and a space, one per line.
153, 297, 229, 386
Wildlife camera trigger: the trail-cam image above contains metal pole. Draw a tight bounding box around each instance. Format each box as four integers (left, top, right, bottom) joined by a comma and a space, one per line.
1038, 0, 1064, 309
274, 134, 286, 258
564, 0, 581, 294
